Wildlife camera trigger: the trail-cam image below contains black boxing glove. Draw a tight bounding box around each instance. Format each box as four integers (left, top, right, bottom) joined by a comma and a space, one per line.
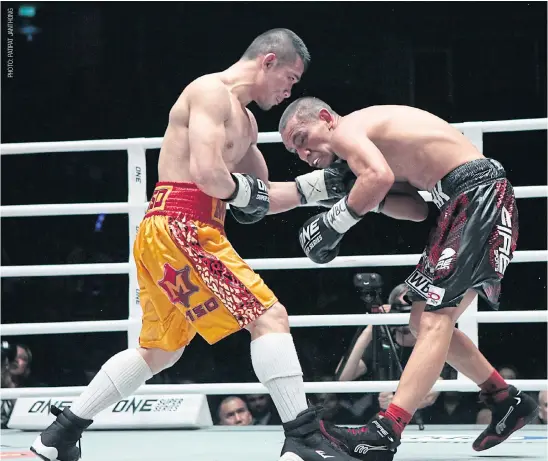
298, 196, 363, 264
295, 160, 356, 206
224, 173, 269, 224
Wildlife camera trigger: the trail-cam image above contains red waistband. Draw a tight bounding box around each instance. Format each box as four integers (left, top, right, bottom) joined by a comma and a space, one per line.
144, 182, 226, 230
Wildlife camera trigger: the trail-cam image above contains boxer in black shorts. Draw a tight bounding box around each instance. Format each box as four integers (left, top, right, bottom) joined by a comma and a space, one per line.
274, 99, 539, 460
406, 157, 517, 312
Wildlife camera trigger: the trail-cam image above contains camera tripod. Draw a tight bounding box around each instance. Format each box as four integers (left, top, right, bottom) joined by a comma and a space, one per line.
336, 274, 425, 430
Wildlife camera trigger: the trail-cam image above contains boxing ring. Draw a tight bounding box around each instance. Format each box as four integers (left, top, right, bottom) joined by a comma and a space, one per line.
1, 118, 547, 460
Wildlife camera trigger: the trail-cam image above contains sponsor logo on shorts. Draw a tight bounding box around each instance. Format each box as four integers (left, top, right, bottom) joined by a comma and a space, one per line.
147, 186, 172, 212
184, 297, 219, 323
426, 285, 446, 307
435, 248, 456, 271
405, 269, 432, 299
430, 182, 450, 209
495, 206, 512, 275
211, 198, 226, 225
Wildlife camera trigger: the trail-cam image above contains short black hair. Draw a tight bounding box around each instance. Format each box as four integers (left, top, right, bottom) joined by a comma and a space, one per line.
278, 96, 335, 133
241, 28, 310, 71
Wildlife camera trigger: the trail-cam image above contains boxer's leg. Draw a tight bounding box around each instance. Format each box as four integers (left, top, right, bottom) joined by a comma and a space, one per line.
246, 302, 308, 423
69, 346, 184, 420
409, 300, 497, 387
388, 289, 476, 430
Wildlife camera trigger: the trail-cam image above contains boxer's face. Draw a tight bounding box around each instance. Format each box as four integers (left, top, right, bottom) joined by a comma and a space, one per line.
254, 54, 304, 110
281, 111, 337, 168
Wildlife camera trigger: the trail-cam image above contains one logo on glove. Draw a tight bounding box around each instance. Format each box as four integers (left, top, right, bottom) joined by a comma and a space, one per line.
255, 179, 269, 203
299, 217, 323, 255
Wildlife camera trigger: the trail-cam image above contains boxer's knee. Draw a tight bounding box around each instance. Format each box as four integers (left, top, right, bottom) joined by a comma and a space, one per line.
246, 302, 290, 340
138, 346, 185, 375
417, 308, 455, 338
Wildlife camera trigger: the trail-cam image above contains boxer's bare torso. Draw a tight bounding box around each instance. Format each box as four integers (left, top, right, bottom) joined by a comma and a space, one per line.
157, 74, 259, 183
336, 105, 484, 191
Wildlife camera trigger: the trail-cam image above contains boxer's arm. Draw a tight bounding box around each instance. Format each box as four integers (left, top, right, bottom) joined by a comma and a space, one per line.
187, 81, 237, 199
235, 151, 302, 215
332, 127, 394, 216
381, 183, 429, 222
267, 182, 302, 214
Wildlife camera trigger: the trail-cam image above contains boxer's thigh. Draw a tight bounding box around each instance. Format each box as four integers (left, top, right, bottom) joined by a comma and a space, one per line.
136, 215, 278, 346
134, 217, 198, 351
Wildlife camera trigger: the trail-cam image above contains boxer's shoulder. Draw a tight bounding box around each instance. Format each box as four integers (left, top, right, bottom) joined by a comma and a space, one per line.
184, 75, 231, 106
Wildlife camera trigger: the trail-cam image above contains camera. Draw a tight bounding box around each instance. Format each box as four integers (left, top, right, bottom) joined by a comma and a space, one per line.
353, 273, 384, 312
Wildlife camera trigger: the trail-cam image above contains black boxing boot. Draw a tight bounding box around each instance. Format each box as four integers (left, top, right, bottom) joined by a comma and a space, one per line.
319, 416, 400, 461
30, 406, 92, 461
473, 385, 539, 451
279, 407, 360, 461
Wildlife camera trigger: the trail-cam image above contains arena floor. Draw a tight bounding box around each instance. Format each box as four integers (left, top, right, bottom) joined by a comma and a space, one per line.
1, 425, 547, 461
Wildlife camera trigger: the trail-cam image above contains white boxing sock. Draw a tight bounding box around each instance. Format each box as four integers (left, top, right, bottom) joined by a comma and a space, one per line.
70, 349, 153, 420
250, 333, 308, 423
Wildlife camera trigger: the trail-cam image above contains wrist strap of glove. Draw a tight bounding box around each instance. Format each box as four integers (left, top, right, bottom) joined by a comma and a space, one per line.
224, 173, 251, 208
325, 197, 363, 234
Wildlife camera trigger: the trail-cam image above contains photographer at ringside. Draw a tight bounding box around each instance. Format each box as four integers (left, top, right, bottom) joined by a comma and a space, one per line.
335, 281, 444, 423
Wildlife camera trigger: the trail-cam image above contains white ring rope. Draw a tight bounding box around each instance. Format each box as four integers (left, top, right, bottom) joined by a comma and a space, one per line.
2, 311, 547, 337
1, 117, 547, 397
1, 251, 546, 278
1, 186, 546, 218
1, 379, 546, 400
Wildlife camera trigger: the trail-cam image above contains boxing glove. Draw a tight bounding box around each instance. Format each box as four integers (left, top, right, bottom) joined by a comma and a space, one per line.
224, 173, 269, 224
298, 196, 363, 264
295, 160, 356, 206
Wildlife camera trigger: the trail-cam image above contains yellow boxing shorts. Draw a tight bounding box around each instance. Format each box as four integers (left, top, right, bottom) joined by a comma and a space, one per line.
133, 182, 278, 351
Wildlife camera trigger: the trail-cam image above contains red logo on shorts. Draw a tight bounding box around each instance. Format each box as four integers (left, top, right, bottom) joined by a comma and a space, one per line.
158, 264, 199, 307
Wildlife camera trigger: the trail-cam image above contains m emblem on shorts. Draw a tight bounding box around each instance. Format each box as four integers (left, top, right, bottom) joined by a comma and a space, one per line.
158, 264, 199, 307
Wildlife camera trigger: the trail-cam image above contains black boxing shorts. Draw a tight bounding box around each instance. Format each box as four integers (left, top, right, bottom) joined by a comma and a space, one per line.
405, 158, 518, 311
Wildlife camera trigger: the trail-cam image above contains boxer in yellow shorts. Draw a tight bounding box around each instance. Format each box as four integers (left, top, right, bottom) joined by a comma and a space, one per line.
32, 29, 363, 461
135, 181, 277, 350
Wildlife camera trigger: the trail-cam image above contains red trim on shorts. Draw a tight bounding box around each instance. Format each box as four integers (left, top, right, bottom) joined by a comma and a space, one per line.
145, 182, 226, 231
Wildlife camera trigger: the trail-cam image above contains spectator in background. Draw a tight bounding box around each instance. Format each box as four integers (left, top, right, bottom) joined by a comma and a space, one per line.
7, 344, 33, 388
423, 390, 479, 424
312, 377, 361, 425
217, 397, 254, 426
475, 365, 521, 425
245, 394, 281, 425
533, 391, 547, 424
335, 283, 441, 423
498, 365, 518, 381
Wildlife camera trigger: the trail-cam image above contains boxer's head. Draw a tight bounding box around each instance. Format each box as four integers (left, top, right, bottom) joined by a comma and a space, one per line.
241, 29, 309, 110
279, 97, 338, 168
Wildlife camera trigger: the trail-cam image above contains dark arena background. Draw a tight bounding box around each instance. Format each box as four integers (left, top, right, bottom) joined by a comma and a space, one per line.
1, 2, 547, 460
